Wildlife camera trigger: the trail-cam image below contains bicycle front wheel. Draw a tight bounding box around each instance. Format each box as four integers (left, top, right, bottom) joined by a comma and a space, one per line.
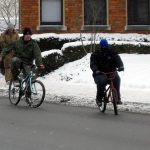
9, 80, 21, 105
26, 80, 45, 108
112, 88, 118, 115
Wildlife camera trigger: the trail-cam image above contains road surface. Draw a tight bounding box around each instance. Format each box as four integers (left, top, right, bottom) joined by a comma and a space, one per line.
0, 96, 150, 150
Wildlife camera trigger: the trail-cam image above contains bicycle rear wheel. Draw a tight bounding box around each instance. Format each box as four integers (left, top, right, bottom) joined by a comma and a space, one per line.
9, 80, 21, 105
26, 80, 45, 108
112, 89, 118, 115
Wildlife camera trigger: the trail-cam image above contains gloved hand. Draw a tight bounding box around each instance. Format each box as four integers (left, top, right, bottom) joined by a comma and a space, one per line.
39, 64, 45, 70
36, 64, 45, 77
95, 70, 101, 75
118, 67, 124, 72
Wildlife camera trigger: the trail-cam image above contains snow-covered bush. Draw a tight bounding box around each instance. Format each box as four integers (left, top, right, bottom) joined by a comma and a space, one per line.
35, 37, 79, 52
110, 43, 150, 54
42, 50, 64, 74
32, 33, 150, 54
62, 45, 88, 63
61, 41, 98, 63
60, 40, 150, 65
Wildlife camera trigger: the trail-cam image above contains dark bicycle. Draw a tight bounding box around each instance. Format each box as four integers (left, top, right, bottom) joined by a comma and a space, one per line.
98, 71, 119, 115
9, 65, 45, 108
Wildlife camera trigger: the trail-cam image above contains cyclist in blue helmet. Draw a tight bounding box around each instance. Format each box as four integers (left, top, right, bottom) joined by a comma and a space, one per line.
90, 39, 124, 106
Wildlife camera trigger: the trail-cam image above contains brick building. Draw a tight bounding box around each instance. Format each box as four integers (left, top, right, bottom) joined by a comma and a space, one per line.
19, 0, 150, 34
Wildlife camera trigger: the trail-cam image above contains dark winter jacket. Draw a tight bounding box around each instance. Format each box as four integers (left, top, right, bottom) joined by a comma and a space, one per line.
90, 48, 124, 76
1, 38, 42, 66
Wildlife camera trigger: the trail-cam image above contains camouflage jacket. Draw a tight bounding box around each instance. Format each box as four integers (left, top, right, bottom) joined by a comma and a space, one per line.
0, 32, 19, 48
1, 38, 43, 66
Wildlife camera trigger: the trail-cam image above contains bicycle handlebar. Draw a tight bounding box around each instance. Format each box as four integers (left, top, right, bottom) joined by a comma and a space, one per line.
103, 71, 117, 80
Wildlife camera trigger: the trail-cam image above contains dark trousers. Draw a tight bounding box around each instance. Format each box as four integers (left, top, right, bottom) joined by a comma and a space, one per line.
94, 73, 121, 101
11, 57, 32, 80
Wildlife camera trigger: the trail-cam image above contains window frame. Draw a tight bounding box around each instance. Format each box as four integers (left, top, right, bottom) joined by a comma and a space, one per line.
40, 0, 63, 25
125, 0, 150, 30
82, 0, 110, 31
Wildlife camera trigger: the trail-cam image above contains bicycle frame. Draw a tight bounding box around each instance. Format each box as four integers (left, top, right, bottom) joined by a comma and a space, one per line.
19, 68, 35, 96
104, 71, 118, 103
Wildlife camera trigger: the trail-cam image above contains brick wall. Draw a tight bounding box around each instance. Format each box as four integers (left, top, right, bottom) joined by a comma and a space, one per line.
20, 0, 150, 34
109, 0, 126, 33
20, 0, 39, 33
65, 0, 82, 32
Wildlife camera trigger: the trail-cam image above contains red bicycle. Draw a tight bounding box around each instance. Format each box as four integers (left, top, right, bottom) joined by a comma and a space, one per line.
98, 71, 119, 115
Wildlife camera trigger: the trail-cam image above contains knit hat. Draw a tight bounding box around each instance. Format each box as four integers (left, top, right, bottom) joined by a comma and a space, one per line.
23, 27, 32, 35
99, 39, 109, 48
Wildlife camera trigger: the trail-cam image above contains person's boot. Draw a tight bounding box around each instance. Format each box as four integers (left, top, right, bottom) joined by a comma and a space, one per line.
117, 99, 123, 105
96, 97, 102, 107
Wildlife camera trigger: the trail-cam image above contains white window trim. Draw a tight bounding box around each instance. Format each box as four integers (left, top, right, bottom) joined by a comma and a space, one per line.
37, 0, 67, 31
82, 0, 110, 30
125, 25, 150, 30
37, 25, 67, 31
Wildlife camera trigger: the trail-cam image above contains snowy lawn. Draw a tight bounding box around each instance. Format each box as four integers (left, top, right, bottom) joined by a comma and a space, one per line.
1, 53, 150, 114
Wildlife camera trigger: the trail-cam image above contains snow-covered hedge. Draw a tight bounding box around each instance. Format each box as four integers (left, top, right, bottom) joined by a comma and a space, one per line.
32, 33, 150, 43
34, 35, 80, 52
110, 43, 150, 54
31, 33, 150, 53
41, 50, 64, 74
61, 41, 150, 64
61, 41, 96, 63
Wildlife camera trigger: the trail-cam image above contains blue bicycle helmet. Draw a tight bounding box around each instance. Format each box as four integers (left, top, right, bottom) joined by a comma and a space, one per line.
99, 39, 109, 48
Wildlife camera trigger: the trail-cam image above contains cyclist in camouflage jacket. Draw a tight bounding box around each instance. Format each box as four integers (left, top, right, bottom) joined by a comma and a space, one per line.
0, 27, 44, 81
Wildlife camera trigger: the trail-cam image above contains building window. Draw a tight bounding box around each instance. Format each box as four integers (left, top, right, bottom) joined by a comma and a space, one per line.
40, 0, 63, 25
127, 0, 150, 25
84, 0, 107, 25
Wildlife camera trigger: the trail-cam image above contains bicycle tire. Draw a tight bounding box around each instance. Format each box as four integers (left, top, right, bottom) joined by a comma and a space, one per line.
9, 80, 21, 105
112, 88, 118, 115
98, 96, 107, 113
26, 80, 45, 108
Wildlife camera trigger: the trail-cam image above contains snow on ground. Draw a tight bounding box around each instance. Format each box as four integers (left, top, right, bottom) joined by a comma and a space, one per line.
0, 32, 150, 114
39, 54, 150, 113
0, 53, 150, 114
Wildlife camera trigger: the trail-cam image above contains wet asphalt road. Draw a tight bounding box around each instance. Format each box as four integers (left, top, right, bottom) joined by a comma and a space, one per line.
0, 96, 150, 150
